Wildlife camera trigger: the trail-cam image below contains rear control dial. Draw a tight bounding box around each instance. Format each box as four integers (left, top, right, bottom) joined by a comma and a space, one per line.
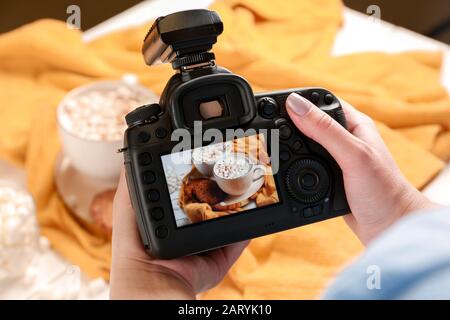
286, 159, 330, 204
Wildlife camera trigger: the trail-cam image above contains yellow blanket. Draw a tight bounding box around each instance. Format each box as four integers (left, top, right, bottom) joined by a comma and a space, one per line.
0, 0, 449, 299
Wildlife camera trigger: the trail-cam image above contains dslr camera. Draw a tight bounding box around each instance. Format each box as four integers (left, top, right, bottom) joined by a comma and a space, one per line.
122, 9, 349, 259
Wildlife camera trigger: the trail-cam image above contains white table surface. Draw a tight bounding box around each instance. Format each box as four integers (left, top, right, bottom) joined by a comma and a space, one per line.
3, 0, 449, 299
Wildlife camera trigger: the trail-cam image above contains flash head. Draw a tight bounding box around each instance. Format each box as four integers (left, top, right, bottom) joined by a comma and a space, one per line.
142, 9, 223, 69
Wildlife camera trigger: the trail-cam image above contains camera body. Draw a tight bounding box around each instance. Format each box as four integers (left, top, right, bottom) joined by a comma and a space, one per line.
123, 10, 349, 259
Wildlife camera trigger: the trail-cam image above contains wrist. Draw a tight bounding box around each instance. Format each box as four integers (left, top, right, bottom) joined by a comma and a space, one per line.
358, 184, 438, 245
110, 262, 195, 300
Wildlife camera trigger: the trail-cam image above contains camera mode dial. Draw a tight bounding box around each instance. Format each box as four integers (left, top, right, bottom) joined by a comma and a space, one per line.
126, 103, 162, 127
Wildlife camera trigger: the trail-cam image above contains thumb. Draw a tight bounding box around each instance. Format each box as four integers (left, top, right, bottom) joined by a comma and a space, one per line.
285, 93, 363, 168
112, 168, 145, 257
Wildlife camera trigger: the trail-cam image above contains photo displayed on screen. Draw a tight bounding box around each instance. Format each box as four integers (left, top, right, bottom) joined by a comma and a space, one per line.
161, 134, 280, 227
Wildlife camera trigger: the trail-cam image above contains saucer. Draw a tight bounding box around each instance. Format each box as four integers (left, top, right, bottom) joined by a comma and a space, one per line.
54, 152, 118, 224
216, 175, 265, 207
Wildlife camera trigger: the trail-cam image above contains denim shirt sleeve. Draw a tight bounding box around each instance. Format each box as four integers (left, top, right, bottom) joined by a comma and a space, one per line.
323, 207, 450, 300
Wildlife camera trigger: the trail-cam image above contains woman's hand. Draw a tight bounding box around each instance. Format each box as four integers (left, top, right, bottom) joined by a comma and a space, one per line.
286, 93, 436, 244
110, 171, 248, 299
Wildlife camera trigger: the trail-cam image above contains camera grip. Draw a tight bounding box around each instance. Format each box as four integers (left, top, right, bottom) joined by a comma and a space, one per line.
323, 106, 347, 130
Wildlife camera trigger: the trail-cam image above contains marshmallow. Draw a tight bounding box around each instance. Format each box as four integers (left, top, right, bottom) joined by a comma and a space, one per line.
60, 84, 151, 142
0, 181, 39, 281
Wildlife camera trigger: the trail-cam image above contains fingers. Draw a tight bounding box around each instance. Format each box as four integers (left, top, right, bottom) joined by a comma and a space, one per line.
112, 167, 143, 256
192, 240, 250, 292
286, 93, 367, 168
222, 240, 250, 263
112, 168, 132, 228
337, 98, 366, 132
338, 98, 393, 159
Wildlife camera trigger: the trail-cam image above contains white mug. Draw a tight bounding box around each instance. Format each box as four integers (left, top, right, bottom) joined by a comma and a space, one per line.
57, 77, 157, 181
192, 148, 223, 176
191, 141, 233, 176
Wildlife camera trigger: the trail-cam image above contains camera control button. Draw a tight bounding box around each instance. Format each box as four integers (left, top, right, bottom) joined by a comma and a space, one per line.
151, 207, 164, 221
155, 127, 168, 139
303, 207, 314, 218
258, 97, 277, 119
262, 104, 275, 118
138, 152, 152, 166
290, 140, 303, 153
280, 151, 290, 162
147, 189, 160, 202
310, 91, 320, 104
303, 205, 322, 218
324, 94, 334, 105
279, 124, 292, 140
138, 131, 151, 143
313, 204, 322, 215
156, 226, 168, 239
143, 171, 156, 184
300, 172, 319, 190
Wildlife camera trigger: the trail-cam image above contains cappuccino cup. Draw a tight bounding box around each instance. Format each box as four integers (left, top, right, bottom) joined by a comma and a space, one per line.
213, 153, 265, 196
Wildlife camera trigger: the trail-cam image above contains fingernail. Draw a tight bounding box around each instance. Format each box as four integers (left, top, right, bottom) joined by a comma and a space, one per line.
286, 93, 311, 116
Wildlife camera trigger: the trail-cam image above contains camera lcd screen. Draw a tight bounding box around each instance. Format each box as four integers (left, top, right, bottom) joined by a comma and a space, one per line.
161, 134, 280, 227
